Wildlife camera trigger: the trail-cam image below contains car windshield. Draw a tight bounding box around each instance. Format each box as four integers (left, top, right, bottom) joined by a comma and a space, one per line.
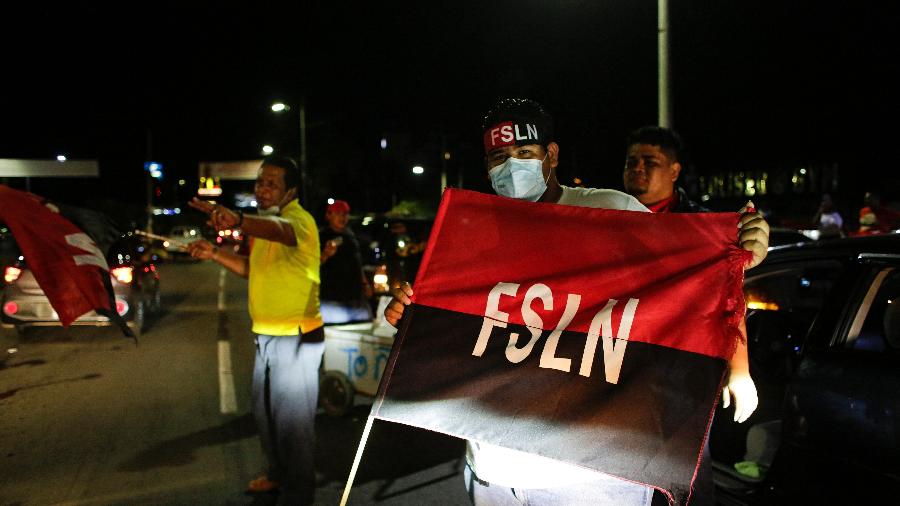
745, 260, 843, 318
741, 259, 846, 398
0, 226, 20, 266
0, 226, 146, 270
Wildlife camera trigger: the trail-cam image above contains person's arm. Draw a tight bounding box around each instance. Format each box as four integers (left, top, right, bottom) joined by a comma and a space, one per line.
189, 197, 297, 246
187, 239, 249, 278
812, 207, 824, 227
722, 318, 758, 423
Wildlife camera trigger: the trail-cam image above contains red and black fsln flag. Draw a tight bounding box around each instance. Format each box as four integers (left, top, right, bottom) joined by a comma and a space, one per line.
373, 189, 750, 506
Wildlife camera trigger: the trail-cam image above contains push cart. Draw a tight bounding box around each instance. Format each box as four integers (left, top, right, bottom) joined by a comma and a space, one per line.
318, 298, 397, 416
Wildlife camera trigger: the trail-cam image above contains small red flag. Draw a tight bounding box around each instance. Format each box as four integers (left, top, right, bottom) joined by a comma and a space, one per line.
0, 185, 118, 328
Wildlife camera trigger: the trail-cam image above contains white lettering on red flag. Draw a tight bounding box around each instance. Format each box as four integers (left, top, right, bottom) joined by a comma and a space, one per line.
65, 233, 109, 270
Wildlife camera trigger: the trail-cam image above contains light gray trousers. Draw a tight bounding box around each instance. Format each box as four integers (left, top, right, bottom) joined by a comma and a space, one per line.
252, 333, 324, 505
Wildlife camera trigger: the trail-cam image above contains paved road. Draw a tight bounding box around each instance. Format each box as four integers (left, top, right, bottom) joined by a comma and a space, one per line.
0, 261, 468, 505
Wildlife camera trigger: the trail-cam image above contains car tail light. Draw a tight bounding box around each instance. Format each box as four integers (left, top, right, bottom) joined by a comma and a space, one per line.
4, 266, 22, 283
115, 300, 129, 315
3, 301, 18, 315
111, 266, 133, 284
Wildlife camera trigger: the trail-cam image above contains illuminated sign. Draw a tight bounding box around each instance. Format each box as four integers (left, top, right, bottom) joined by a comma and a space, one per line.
198, 176, 223, 196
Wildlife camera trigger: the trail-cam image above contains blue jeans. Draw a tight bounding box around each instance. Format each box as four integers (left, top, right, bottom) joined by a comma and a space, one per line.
252, 333, 324, 505
464, 463, 653, 506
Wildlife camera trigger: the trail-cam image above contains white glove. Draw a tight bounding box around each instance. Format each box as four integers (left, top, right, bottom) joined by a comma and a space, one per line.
722, 370, 759, 423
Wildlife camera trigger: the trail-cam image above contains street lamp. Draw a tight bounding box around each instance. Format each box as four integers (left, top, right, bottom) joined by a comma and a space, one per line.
262, 145, 274, 155
56, 155, 66, 162
271, 100, 308, 204
412, 165, 424, 175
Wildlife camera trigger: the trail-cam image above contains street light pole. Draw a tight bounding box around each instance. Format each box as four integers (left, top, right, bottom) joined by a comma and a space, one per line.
272, 100, 309, 205
299, 98, 308, 206
658, 0, 672, 128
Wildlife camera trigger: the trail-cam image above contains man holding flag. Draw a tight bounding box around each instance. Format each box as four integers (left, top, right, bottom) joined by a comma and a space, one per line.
382, 98, 768, 505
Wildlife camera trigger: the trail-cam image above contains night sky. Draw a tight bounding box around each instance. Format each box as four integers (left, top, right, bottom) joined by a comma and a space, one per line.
1, 2, 897, 223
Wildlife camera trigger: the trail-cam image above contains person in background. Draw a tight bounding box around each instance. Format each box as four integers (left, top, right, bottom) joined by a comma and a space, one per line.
187, 156, 322, 506
813, 193, 844, 239
858, 191, 900, 235
319, 200, 373, 323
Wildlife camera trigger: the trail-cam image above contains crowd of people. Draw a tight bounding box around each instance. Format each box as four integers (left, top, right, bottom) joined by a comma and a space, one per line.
809, 191, 900, 240
186, 97, 778, 505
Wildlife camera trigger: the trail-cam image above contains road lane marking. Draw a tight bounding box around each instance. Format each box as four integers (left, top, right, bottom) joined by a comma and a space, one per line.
218, 340, 237, 414
217, 267, 226, 311
216, 267, 237, 414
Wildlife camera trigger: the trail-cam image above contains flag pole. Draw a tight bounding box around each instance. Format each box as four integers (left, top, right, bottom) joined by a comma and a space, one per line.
339, 413, 376, 506
132, 230, 189, 250
340, 307, 413, 505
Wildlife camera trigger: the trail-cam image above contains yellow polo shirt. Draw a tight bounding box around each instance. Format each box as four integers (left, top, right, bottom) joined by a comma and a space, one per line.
248, 199, 323, 335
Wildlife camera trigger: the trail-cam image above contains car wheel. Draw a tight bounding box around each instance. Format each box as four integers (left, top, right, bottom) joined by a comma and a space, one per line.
127, 300, 144, 337
319, 370, 355, 417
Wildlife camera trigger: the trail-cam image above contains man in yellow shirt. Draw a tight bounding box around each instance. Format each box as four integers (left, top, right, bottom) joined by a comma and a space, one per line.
188, 156, 322, 506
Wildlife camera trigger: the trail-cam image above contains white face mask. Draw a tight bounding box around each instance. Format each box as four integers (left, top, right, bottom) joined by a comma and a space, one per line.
489, 153, 549, 202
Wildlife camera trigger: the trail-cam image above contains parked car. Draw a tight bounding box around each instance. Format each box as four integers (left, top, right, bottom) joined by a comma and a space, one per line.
710, 233, 900, 505
1, 232, 160, 337
165, 225, 201, 257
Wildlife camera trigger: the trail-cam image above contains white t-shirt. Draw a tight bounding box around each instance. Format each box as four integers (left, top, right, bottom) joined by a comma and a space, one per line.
466, 185, 651, 495
819, 211, 843, 229
556, 185, 650, 212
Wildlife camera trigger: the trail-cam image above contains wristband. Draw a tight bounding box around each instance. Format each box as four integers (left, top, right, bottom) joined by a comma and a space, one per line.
236, 209, 244, 227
